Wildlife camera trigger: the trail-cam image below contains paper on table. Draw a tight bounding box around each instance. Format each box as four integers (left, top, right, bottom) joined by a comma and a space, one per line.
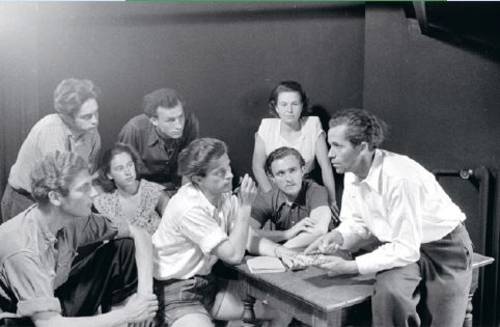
247, 256, 286, 274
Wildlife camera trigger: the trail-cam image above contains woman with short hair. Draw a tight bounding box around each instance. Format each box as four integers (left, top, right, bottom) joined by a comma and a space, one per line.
252, 80, 337, 210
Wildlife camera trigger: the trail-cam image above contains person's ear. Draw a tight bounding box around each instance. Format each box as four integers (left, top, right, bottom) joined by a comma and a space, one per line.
149, 116, 159, 127
106, 172, 113, 180
48, 190, 63, 207
359, 141, 370, 153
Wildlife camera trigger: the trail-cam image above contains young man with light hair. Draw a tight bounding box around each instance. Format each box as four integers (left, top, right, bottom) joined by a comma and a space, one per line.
0, 151, 158, 327
1, 78, 101, 222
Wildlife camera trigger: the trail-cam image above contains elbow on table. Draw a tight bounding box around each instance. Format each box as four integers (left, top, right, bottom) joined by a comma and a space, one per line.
225, 252, 245, 265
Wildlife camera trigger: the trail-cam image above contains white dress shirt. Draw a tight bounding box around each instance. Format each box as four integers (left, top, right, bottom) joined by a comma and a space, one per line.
152, 183, 237, 280
336, 149, 465, 275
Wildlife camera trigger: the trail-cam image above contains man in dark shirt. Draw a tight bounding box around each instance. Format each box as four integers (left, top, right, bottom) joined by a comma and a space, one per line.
250, 147, 332, 249
0, 151, 157, 327
119, 88, 199, 191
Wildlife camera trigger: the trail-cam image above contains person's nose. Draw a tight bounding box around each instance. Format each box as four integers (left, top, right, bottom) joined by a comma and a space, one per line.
226, 169, 234, 181
328, 147, 336, 160
90, 114, 98, 126
174, 119, 183, 130
124, 166, 133, 177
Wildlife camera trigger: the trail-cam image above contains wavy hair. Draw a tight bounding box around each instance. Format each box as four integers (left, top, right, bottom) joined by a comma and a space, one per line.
264, 146, 305, 176
54, 78, 100, 117
31, 151, 88, 205
143, 88, 184, 118
329, 108, 388, 150
95, 143, 141, 193
178, 138, 227, 184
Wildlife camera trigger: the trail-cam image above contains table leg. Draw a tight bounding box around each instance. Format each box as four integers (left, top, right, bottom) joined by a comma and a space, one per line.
311, 310, 342, 327
242, 295, 257, 324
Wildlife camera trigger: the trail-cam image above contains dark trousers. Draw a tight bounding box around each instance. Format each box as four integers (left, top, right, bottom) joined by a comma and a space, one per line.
0, 239, 138, 326
55, 238, 138, 316
372, 224, 473, 327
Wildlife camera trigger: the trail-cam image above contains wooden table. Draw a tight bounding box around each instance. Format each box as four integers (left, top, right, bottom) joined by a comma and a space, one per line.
230, 258, 375, 327
230, 253, 494, 327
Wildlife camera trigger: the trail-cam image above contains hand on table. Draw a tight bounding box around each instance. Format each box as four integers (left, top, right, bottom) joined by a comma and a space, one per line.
274, 246, 301, 269
317, 256, 359, 277
304, 230, 344, 255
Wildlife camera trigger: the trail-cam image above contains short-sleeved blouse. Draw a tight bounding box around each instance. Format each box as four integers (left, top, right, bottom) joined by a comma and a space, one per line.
94, 179, 164, 235
257, 116, 324, 173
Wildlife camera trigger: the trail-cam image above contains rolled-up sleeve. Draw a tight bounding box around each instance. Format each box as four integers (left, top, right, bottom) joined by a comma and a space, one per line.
179, 207, 228, 255
2, 253, 61, 317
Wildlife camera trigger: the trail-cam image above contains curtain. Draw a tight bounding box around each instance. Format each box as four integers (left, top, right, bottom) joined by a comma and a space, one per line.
0, 4, 40, 221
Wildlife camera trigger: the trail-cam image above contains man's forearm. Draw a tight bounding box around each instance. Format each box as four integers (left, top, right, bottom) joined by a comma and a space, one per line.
227, 205, 251, 260
247, 228, 281, 256
253, 228, 289, 243
129, 226, 153, 294
34, 310, 127, 327
283, 230, 323, 249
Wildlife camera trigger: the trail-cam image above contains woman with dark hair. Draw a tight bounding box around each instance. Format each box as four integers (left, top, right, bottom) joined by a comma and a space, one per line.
252, 81, 337, 210
94, 143, 169, 235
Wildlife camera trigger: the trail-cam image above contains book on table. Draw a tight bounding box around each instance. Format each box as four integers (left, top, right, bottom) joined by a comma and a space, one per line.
246, 256, 286, 274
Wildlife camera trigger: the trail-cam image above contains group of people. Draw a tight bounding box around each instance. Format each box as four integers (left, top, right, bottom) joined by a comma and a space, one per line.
0, 78, 473, 327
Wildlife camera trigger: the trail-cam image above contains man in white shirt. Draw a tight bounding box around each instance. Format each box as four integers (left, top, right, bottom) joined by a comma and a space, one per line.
152, 138, 294, 327
306, 108, 473, 327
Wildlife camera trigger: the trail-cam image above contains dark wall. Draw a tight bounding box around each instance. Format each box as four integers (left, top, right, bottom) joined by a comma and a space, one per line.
363, 5, 500, 325
0, 2, 365, 196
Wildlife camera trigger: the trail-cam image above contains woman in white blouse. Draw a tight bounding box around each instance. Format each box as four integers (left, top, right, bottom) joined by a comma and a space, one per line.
252, 81, 337, 210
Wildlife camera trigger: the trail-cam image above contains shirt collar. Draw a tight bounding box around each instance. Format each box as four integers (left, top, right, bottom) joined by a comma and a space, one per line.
278, 118, 306, 140
55, 114, 75, 139
56, 113, 91, 144
276, 181, 308, 208
147, 121, 161, 147
354, 149, 384, 193
189, 183, 224, 213
146, 123, 183, 148
32, 207, 60, 245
